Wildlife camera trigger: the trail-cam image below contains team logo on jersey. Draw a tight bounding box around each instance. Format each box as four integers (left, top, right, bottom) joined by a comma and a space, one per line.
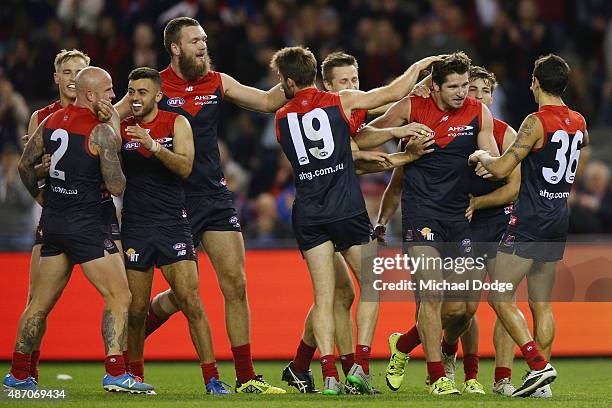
111, 224, 120, 234
185, 86, 193, 91
167, 97, 185, 107
195, 95, 219, 105
419, 227, 434, 241
504, 204, 513, 215
404, 229, 414, 242
229, 216, 241, 229
104, 239, 115, 250
440, 115, 449, 122
220, 177, 227, 186
448, 125, 474, 138
509, 215, 518, 226
503, 234, 515, 247
564, 118, 570, 125
125, 248, 140, 262
124, 141, 141, 150
156, 137, 173, 147
182, 209, 188, 218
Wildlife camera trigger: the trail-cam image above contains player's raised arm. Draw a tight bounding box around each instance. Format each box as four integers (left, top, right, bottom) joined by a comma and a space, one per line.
126, 115, 195, 178
89, 123, 126, 196
355, 135, 435, 175
470, 114, 543, 179
221, 73, 287, 113
18, 117, 48, 202
339, 56, 441, 115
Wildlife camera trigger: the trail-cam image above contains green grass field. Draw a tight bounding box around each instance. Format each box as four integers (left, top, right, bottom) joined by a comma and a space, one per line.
1, 359, 611, 407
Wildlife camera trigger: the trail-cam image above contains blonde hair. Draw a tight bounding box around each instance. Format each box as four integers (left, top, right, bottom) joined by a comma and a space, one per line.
54, 49, 90, 72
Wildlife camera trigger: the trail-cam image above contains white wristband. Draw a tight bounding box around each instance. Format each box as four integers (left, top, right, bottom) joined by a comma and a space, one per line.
150, 140, 160, 153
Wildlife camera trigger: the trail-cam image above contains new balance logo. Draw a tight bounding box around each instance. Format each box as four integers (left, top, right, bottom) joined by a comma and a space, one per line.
122, 377, 136, 388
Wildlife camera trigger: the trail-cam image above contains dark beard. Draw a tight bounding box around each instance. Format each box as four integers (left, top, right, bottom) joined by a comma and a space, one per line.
178, 51, 209, 82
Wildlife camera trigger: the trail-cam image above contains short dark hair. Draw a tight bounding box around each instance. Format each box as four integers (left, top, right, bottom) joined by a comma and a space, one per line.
533, 54, 570, 96
431, 52, 471, 86
321, 52, 358, 82
270, 46, 317, 87
163, 17, 200, 56
128, 67, 162, 89
469, 66, 497, 91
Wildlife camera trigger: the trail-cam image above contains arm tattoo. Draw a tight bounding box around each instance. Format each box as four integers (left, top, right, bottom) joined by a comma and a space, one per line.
90, 124, 126, 196
18, 127, 45, 199
15, 311, 47, 354
509, 148, 522, 164
101, 309, 116, 355
509, 115, 538, 164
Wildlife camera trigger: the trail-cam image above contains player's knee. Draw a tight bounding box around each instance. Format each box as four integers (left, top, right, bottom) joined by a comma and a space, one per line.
105, 289, 132, 310
334, 284, 355, 311
128, 302, 148, 325
219, 269, 247, 302
442, 303, 467, 323
528, 300, 552, 316
175, 290, 204, 320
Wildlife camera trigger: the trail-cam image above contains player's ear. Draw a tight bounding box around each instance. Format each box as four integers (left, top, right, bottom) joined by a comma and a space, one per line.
323, 80, 333, 91
171, 42, 180, 57
53, 72, 59, 85
155, 91, 162, 103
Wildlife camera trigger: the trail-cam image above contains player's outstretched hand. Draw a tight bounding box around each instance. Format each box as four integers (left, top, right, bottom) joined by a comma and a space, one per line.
355, 150, 393, 165
414, 55, 445, 70
34, 154, 51, 179
410, 83, 431, 98
391, 122, 433, 139
468, 149, 488, 165
405, 133, 435, 157
95, 99, 115, 122
374, 224, 387, 246
126, 124, 155, 151
465, 194, 476, 222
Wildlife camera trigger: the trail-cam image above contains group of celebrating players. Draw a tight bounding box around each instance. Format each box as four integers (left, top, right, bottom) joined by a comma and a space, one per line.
3, 15, 587, 399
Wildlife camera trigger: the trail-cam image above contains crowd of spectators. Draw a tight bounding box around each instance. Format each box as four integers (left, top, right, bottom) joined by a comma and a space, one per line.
0, 0, 611, 249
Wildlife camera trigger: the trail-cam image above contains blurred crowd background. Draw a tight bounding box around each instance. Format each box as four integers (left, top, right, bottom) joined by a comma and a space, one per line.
0, 0, 611, 250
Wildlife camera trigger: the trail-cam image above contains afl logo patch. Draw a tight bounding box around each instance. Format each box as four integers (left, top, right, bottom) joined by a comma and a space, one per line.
173, 242, 187, 250
167, 97, 185, 107
124, 141, 141, 150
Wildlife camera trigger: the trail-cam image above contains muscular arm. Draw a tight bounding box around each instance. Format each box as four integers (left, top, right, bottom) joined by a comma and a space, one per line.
89, 124, 126, 196
156, 116, 194, 178
339, 56, 439, 117
477, 104, 500, 156
471, 126, 521, 211
221, 73, 287, 113
377, 163, 404, 225
471, 114, 542, 179
354, 97, 411, 149
18, 118, 47, 201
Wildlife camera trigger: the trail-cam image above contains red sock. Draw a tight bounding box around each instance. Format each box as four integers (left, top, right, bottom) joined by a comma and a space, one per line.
463, 353, 479, 381
495, 366, 512, 382
396, 325, 421, 354
11, 352, 31, 380
441, 338, 458, 356
520, 341, 547, 371
105, 355, 126, 377
427, 361, 446, 383
355, 344, 371, 374
122, 351, 130, 372
201, 361, 220, 384
291, 340, 316, 373
339, 353, 354, 377
232, 344, 256, 383
320, 355, 339, 381
144, 305, 167, 338
129, 359, 144, 380
30, 350, 40, 382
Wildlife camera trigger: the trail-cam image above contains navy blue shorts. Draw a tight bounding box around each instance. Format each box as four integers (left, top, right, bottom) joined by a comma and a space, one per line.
40, 229, 119, 264
186, 192, 241, 247
292, 211, 374, 252
121, 222, 197, 270
402, 217, 474, 258
471, 215, 509, 259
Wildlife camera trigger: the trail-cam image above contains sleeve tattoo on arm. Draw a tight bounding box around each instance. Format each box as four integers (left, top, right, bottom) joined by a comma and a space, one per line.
508, 115, 537, 164
90, 124, 126, 195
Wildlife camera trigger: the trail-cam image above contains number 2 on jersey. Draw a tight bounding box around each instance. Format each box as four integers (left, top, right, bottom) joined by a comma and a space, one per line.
288, 108, 335, 165
542, 130, 583, 184
49, 129, 69, 181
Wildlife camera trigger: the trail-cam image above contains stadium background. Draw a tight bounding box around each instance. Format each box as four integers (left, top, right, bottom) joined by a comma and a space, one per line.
0, 0, 611, 361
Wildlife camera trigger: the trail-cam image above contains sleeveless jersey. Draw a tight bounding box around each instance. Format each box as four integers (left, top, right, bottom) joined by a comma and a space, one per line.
121, 110, 187, 227
41, 105, 104, 233
36, 100, 63, 123
470, 118, 512, 222
159, 66, 225, 196
512, 105, 586, 239
402, 96, 484, 221
350, 109, 367, 135
276, 88, 366, 226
